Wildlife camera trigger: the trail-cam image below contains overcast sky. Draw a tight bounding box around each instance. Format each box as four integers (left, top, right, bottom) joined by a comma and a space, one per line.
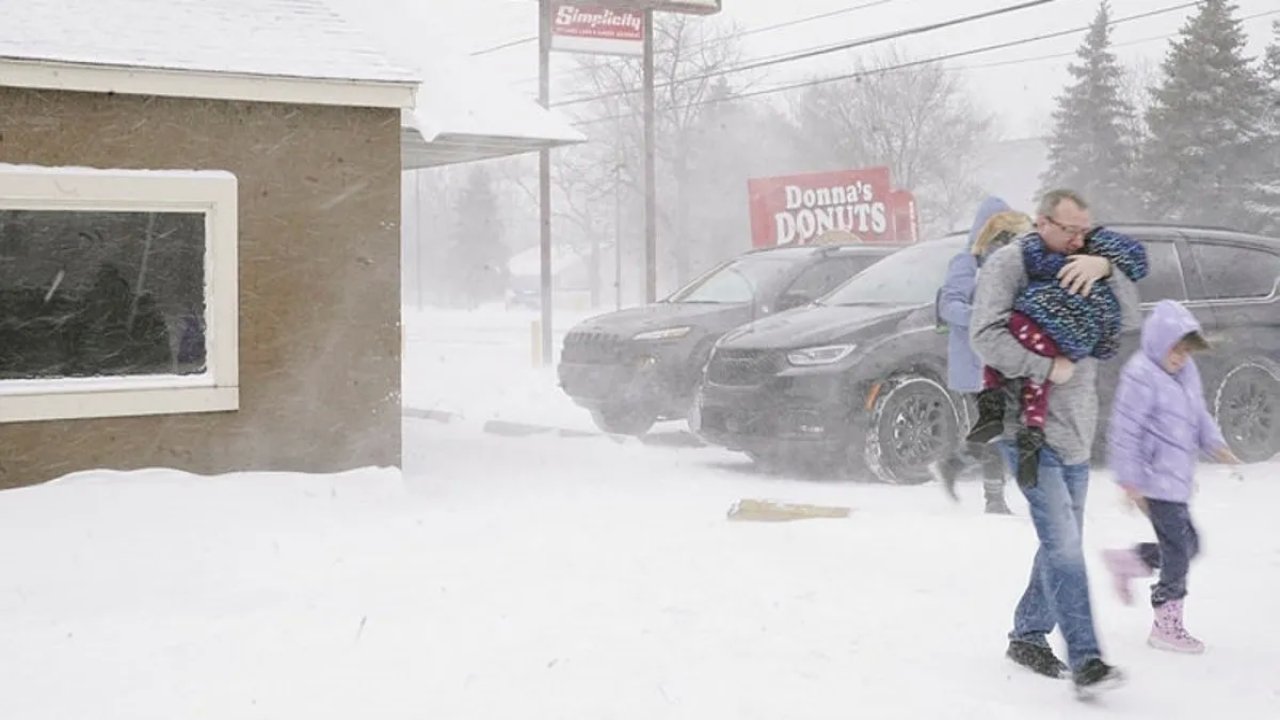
330, 0, 1278, 139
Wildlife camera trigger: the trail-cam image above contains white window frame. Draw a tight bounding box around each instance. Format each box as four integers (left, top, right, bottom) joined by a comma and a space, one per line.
0, 164, 239, 423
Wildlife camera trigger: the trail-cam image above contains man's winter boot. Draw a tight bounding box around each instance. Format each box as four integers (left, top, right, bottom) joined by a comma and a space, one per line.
1148, 599, 1205, 654
1015, 427, 1045, 489
1101, 548, 1152, 606
1073, 658, 1126, 697
1006, 640, 1068, 678
966, 388, 1006, 444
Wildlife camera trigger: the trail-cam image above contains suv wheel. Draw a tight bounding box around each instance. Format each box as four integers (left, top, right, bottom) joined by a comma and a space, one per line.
590, 405, 657, 436
864, 375, 960, 485
1214, 361, 1280, 463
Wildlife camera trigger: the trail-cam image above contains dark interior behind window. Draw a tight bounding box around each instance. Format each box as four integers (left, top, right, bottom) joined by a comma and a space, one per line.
0, 210, 207, 380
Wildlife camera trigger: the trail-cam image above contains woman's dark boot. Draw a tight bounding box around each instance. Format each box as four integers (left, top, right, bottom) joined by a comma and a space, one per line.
984, 489, 1013, 515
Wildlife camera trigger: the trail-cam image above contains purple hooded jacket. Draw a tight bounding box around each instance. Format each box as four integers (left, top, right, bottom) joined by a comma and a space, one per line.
1108, 301, 1227, 502
937, 196, 1010, 392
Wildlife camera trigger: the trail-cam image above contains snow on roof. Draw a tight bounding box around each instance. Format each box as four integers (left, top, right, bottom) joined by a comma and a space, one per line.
0, 0, 582, 163
411, 55, 585, 146
312, 0, 585, 168
0, 0, 418, 85
401, 53, 585, 169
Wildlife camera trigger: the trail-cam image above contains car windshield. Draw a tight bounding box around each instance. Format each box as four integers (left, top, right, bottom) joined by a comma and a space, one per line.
667, 253, 801, 304
822, 237, 967, 306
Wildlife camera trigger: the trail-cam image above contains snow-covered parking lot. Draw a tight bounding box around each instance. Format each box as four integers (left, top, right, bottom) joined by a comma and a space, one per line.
1, 307, 1277, 719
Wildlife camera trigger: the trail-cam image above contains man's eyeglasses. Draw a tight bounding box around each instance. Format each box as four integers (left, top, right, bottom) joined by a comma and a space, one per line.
1044, 216, 1090, 238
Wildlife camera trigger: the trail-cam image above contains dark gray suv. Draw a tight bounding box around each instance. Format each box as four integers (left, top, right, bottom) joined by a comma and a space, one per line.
558, 243, 897, 435
696, 225, 1280, 483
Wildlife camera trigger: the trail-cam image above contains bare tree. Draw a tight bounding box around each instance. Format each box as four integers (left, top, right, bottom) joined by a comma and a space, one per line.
498, 144, 621, 305
553, 14, 751, 290
790, 47, 995, 236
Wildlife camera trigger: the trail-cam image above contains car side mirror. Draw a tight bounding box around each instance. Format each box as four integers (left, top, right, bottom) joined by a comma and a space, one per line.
777, 291, 813, 311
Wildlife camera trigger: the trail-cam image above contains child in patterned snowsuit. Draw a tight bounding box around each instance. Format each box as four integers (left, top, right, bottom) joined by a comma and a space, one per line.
966, 228, 1149, 487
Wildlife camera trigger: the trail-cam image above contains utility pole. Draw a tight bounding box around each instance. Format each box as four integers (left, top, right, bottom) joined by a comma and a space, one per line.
537, 0, 554, 364
614, 157, 623, 311
642, 8, 657, 303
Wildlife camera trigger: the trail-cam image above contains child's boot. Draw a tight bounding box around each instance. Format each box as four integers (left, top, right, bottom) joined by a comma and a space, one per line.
966, 389, 1006, 444
1101, 548, 1151, 606
1148, 599, 1205, 654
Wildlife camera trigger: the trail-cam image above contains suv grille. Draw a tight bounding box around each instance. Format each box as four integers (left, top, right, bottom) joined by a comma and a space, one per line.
562, 331, 629, 364
706, 348, 780, 386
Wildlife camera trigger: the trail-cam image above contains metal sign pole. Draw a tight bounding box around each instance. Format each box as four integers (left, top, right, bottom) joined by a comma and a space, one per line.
642, 8, 657, 303
538, 0, 554, 365
614, 158, 623, 310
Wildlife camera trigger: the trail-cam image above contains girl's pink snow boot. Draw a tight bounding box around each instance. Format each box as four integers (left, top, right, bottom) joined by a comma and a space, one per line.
1102, 548, 1151, 606
1148, 599, 1205, 654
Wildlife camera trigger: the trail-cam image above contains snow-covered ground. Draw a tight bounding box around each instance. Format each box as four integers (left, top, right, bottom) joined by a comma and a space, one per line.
402, 304, 599, 432
402, 305, 695, 435
2, 306, 1278, 719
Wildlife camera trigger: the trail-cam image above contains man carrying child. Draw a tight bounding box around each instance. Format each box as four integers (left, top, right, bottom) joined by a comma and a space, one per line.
969, 189, 1144, 696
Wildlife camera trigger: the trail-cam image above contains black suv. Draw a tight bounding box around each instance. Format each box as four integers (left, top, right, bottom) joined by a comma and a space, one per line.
696, 226, 1280, 483
558, 243, 897, 435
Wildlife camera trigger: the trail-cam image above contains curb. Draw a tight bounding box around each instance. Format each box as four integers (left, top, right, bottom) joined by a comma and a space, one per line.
402, 407, 461, 424
402, 406, 705, 447
481, 419, 598, 439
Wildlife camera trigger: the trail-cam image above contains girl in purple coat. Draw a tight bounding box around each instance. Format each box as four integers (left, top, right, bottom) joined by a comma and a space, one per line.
1101, 300, 1240, 654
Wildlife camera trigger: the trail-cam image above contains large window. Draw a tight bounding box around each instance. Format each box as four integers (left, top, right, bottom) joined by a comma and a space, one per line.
0, 166, 238, 423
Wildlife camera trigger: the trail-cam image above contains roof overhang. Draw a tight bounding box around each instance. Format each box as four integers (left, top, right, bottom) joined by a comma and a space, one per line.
0, 58, 417, 109
400, 58, 586, 170
401, 126, 584, 169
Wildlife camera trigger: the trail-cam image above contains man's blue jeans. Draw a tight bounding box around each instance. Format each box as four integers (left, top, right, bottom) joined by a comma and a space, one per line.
997, 441, 1102, 671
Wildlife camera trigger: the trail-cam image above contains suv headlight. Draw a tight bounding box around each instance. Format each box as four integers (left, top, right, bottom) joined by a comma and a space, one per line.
786, 343, 856, 366
633, 326, 692, 341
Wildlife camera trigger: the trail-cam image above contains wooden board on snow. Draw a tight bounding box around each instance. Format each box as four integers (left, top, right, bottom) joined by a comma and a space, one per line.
727, 499, 851, 523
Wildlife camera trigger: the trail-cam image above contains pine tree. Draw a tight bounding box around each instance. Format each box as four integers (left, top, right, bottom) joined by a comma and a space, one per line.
1252, 21, 1280, 234
1138, 0, 1272, 232
1266, 20, 1280, 86
448, 167, 508, 308
1039, 2, 1139, 221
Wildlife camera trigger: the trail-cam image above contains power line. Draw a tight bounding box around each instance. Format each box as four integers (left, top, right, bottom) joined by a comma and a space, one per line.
949, 6, 1280, 74
552, 0, 1059, 108
508, 0, 905, 84
568, 0, 1205, 126
471, 35, 537, 56
735, 0, 902, 40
